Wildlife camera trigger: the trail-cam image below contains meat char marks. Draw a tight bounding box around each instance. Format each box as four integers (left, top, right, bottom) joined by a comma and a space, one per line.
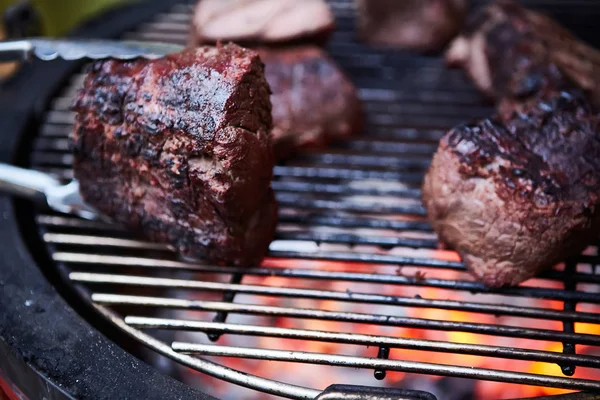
357, 0, 469, 53
423, 90, 600, 287
72, 44, 277, 266
190, 0, 363, 160
258, 46, 363, 159
191, 0, 335, 46
423, 1, 600, 286
446, 0, 600, 107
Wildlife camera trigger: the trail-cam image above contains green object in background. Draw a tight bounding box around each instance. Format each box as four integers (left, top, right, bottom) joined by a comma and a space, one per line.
0, 0, 136, 37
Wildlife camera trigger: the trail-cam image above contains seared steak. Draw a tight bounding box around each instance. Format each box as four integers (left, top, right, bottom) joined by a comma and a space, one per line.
446, 0, 600, 107
190, 0, 334, 46
356, 0, 469, 53
423, 88, 600, 287
258, 46, 364, 159
424, 0, 600, 286
72, 44, 277, 266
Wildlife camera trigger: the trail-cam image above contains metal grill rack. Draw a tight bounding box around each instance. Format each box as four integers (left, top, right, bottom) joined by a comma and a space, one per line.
29, 1, 600, 399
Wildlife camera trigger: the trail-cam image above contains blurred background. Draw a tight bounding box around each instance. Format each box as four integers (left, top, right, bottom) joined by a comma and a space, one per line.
0, 0, 133, 79
0, 0, 132, 36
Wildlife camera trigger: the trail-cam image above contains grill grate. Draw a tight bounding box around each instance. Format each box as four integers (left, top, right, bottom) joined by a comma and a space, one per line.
28, 1, 600, 399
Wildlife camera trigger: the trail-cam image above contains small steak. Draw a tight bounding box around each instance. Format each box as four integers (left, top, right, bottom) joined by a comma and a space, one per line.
72, 44, 277, 266
357, 0, 469, 53
423, 88, 600, 287
258, 46, 364, 159
190, 0, 335, 46
446, 0, 600, 107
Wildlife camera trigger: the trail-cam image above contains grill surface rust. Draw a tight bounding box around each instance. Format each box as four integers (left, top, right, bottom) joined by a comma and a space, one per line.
29, 1, 600, 399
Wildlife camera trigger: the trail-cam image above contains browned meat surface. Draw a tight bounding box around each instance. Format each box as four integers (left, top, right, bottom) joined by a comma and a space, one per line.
423, 89, 600, 287
258, 46, 363, 159
424, 1, 600, 286
446, 0, 600, 107
190, 0, 335, 46
72, 44, 277, 266
189, 1, 363, 160
356, 0, 469, 53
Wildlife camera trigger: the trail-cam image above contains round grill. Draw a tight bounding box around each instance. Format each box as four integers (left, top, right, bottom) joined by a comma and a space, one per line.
26, 1, 600, 399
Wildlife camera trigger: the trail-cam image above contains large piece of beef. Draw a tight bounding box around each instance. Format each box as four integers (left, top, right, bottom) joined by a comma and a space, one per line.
190, 0, 335, 47
72, 44, 277, 266
356, 0, 469, 53
445, 0, 600, 107
423, 1, 600, 286
258, 46, 363, 159
423, 88, 600, 287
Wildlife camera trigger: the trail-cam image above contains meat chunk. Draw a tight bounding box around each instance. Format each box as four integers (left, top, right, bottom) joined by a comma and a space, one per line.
258, 46, 363, 159
446, 0, 600, 107
189, 2, 361, 159
71, 44, 277, 266
425, 0, 600, 286
423, 89, 600, 287
190, 0, 335, 46
356, 0, 469, 53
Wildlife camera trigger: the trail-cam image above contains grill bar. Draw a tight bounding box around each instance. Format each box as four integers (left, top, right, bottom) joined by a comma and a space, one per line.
122, 315, 600, 368
53, 251, 600, 300
92, 304, 320, 400
171, 342, 600, 392
37, 213, 434, 233
71, 272, 600, 346
208, 273, 243, 342
561, 261, 578, 376
91, 292, 600, 331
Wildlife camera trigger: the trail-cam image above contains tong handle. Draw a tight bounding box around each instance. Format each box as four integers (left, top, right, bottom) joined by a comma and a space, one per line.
0, 163, 59, 204
0, 39, 33, 62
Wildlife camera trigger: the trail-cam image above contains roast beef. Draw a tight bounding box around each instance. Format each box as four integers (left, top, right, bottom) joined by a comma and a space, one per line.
423, 88, 600, 287
424, 1, 600, 286
356, 0, 469, 53
71, 44, 277, 266
190, 0, 335, 47
446, 0, 600, 107
258, 46, 364, 159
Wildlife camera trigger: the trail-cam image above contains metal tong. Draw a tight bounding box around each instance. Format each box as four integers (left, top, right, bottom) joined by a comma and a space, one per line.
0, 163, 100, 220
0, 38, 184, 62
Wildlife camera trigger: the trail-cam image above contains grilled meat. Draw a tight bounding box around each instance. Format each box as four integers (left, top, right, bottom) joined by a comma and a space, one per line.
423, 88, 600, 287
72, 44, 277, 266
190, 0, 335, 47
446, 0, 600, 107
189, 1, 362, 159
356, 0, 469, 53
424, 0, 600, 286
258, 46, 363, 159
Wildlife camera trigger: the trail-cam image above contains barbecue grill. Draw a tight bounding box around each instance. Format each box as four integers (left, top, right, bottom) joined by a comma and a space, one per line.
1, 1, 599, 399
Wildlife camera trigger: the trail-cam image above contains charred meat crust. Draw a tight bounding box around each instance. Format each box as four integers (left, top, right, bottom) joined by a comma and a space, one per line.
446, 0, 600, 107
423, 90, 600, 287
258, 46, 364, 160
427, 0, 600, 286
72, 44, 277, 266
